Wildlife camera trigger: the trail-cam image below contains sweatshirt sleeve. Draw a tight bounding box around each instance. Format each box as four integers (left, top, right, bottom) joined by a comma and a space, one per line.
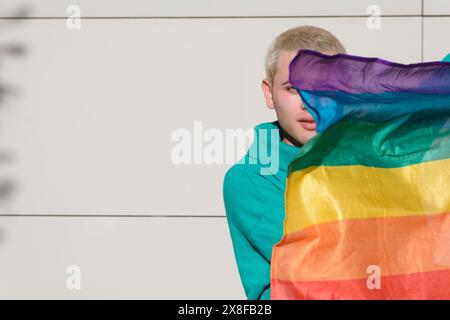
223, 164, 285, 300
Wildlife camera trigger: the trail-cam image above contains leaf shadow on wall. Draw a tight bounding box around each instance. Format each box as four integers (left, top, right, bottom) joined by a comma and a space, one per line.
0, 5, 31, 247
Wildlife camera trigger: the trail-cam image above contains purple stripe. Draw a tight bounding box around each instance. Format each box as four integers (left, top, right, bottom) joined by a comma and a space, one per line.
289, 50, 450, 95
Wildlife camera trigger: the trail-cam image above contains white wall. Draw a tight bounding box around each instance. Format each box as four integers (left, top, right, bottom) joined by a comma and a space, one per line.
0, 0, 448, 299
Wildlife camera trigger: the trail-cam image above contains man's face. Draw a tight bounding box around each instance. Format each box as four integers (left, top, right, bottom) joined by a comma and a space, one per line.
262, 50, 317, 147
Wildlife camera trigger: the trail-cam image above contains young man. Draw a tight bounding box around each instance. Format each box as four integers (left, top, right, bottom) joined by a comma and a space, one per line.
223, 26, 346, 300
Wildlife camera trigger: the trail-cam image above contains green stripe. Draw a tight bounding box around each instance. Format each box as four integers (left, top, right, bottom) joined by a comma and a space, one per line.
289, 117, 450, 173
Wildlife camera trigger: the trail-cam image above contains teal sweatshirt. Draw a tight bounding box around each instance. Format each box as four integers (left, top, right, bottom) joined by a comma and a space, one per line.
223, 121, 302, 300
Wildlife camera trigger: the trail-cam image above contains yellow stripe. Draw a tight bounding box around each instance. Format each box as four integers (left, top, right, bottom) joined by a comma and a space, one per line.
285, 158, 450, 235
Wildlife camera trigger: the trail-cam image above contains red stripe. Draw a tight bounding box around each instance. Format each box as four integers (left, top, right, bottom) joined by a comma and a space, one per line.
271, 269, 450, 300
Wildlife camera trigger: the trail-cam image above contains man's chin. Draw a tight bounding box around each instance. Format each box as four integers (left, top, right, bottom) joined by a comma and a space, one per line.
295, 130, 317, 146
281, 125, 317, 147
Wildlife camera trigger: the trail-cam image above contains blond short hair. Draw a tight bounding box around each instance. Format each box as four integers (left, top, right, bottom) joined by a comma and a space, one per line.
265, 25, 346, 86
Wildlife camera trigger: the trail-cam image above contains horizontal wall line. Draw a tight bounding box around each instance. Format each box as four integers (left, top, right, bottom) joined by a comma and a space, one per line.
0, 214, 226, 218
0, 15, 431, 20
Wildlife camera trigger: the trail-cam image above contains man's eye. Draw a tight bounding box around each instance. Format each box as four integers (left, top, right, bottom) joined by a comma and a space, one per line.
287, 86, 296, 91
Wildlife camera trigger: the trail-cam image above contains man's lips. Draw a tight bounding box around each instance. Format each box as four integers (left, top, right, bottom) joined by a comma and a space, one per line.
298, 119, 316, 130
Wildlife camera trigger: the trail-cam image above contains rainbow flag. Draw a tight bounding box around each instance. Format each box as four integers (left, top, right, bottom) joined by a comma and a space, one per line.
271, 50, 450, 300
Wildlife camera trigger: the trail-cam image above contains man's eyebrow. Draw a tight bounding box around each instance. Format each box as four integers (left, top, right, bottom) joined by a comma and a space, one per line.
282, 81, 290, 86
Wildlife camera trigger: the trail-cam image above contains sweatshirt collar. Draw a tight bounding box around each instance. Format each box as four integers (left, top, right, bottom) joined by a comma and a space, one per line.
248, 121, 302, 177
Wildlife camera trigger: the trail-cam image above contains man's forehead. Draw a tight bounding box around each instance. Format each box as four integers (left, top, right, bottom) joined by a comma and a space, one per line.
275, 51, 298, 83
278, 50, 298, 66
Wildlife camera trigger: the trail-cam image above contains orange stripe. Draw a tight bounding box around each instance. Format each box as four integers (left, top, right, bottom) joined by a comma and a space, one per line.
271, 269, 450, 300
272, 212, 450, 282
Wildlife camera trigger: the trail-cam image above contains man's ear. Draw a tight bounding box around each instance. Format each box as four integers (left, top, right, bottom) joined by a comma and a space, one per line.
261, 79, 275, 110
